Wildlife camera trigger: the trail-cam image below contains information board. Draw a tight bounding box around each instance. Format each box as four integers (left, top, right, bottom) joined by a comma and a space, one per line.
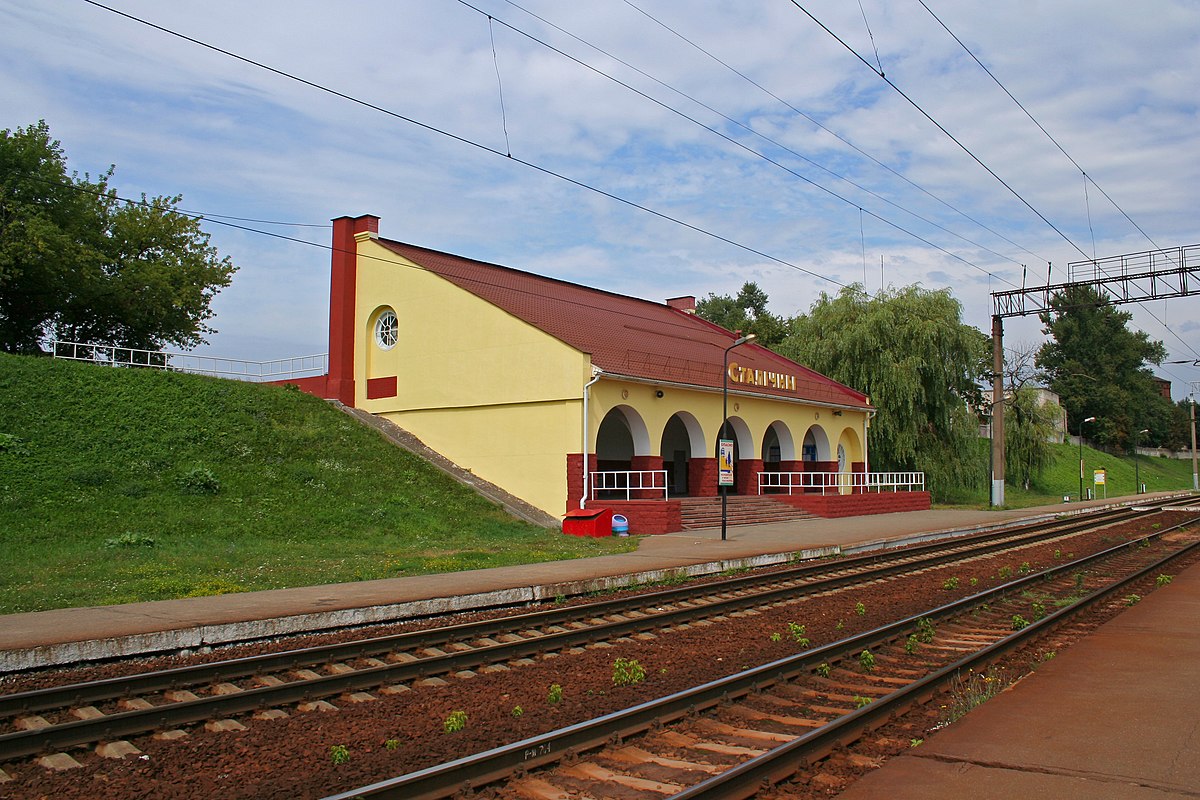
718, 439, 734, 487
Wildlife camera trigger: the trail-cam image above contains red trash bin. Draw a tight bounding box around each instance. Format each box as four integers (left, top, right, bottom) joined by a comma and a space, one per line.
562, 507, 613, 537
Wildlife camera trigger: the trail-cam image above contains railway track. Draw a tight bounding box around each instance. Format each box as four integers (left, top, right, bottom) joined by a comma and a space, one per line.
323, 515, 1200, 800
0, 499, 1192, 773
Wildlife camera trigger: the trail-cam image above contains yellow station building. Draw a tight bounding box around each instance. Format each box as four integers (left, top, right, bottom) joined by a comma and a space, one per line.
298, 215, 928, 534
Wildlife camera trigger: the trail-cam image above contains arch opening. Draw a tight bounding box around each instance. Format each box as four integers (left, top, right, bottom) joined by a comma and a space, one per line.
714, 416, 753, 495
801, 425, 832, 462
661, 411, 705, 497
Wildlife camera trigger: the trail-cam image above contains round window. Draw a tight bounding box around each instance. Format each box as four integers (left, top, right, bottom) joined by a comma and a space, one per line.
374, 309, 398, 350
837, 443, 847, 472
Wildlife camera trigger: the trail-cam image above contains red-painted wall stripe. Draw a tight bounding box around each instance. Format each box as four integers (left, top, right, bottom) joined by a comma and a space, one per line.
366, 375, 398, 399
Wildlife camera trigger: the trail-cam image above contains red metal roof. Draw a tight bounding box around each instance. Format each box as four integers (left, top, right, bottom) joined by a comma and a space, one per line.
375, 238, 870, 409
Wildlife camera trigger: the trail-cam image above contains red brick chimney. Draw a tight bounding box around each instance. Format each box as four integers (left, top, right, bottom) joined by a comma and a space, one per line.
327, 215, 380, 406
666, 295, 696, 313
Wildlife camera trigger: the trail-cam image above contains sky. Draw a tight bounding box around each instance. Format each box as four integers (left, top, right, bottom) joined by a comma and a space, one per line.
3, 0, 1200, 398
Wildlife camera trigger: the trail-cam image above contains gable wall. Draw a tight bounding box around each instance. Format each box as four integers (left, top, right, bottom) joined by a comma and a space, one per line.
352, 238, 591, 517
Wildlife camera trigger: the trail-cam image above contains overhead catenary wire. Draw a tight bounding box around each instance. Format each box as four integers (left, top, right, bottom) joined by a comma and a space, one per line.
494, 0, 1022, 275
613, 0, 1043, 265
788, 0, 1091, 262
915, 0, 1163, 253
78, 0, 844, 289
915, 0, 1200, 364
463, 0, 1008, 284
70, 1, 1199, 371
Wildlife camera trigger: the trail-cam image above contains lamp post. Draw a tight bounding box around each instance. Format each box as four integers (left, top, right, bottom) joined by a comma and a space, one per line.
1134, 428, 1149, 494
1078, 416, 1096, 501
721, 333, 756, 541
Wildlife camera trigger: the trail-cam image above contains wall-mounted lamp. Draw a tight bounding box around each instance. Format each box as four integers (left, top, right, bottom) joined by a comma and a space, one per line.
833, 410, 843, 416
655, 390, 664, 398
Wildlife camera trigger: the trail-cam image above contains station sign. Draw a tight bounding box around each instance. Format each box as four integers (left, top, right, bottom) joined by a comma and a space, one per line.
727, 362, 797, 392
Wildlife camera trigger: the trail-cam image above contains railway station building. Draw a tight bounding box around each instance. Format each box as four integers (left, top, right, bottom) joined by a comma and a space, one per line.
294, 215, 929, 533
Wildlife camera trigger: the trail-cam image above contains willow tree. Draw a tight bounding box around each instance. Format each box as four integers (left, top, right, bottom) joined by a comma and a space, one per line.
778, 284, 989, 499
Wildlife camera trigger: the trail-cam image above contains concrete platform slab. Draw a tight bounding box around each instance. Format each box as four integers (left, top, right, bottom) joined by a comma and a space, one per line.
836, 558, 1200, 799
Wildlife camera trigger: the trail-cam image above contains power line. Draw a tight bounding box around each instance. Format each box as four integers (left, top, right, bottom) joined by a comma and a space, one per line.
614, 0, 1043, 265
915, 0, 1162, 251
471, 0, 1009, 283
19, 172, 329, 228
914, 1, 1199, 363
183, 212, 328, 228
788, 0, 1091, 261
35, 174, 775, 340
80, 0, 844, 289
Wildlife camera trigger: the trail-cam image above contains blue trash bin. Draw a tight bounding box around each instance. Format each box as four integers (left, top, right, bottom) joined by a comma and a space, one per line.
612, 514, 629, 536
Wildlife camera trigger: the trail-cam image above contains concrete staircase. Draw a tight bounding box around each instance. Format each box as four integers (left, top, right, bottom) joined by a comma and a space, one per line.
677, 495, 816, 530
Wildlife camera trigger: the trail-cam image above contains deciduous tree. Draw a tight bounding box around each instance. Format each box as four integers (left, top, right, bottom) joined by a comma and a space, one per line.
695, 281, 787, 348
1036, 284, 1167, 449
0, 121, 236, 354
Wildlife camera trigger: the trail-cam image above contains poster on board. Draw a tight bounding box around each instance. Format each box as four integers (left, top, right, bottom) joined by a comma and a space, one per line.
719, 439, 734, 487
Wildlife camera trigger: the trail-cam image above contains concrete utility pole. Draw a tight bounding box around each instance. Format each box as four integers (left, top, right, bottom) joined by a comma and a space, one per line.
990, 316, 1005, 507
1191, 384, 1199, 492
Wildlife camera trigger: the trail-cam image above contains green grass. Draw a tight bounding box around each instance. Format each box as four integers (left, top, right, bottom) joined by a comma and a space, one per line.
0, 354, 633, 614
942, 436, 1196, 509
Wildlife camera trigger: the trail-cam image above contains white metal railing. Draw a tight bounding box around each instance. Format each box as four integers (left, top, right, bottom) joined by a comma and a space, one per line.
589, 470, 669, 501
50, 341, 328, 383
758, 471, 925, 496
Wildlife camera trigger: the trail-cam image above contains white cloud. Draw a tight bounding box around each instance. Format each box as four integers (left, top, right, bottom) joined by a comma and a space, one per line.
3, 0, 1199, 395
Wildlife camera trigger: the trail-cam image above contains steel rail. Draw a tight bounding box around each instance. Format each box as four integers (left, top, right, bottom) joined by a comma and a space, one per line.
0, 501, 1187, 761
0, 508, 1151, 760
320, 517, 1199, 800
671, 536, 1200, 799
2, 499, 1172, 720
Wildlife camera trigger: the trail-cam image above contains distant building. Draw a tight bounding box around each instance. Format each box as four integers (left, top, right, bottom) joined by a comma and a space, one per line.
978, 386, 1067, 444
1151, 376, 1171, 400
1029, 387, 1068, 444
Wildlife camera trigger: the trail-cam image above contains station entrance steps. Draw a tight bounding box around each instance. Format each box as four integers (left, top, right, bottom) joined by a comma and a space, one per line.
677, 495, 816, 530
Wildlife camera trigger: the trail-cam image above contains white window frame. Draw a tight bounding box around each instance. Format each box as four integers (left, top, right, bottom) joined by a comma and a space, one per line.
374, 309, 398, 350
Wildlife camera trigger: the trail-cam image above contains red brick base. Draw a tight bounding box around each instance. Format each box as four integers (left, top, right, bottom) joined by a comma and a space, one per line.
583, 499, 682, 535
270, 374, 330, 396
776, 491, 931, 518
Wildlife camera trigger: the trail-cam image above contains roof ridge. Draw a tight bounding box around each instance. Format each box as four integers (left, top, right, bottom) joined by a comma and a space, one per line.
378, 236, 676, 313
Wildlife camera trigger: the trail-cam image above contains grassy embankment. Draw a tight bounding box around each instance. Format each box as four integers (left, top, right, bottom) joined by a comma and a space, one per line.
0, 354, 633, 614
947, 435, 1196, 509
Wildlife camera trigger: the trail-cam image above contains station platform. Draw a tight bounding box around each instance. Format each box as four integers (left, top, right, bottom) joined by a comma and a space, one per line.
0, 493, 1189, 673
838, 543, 1200, 799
